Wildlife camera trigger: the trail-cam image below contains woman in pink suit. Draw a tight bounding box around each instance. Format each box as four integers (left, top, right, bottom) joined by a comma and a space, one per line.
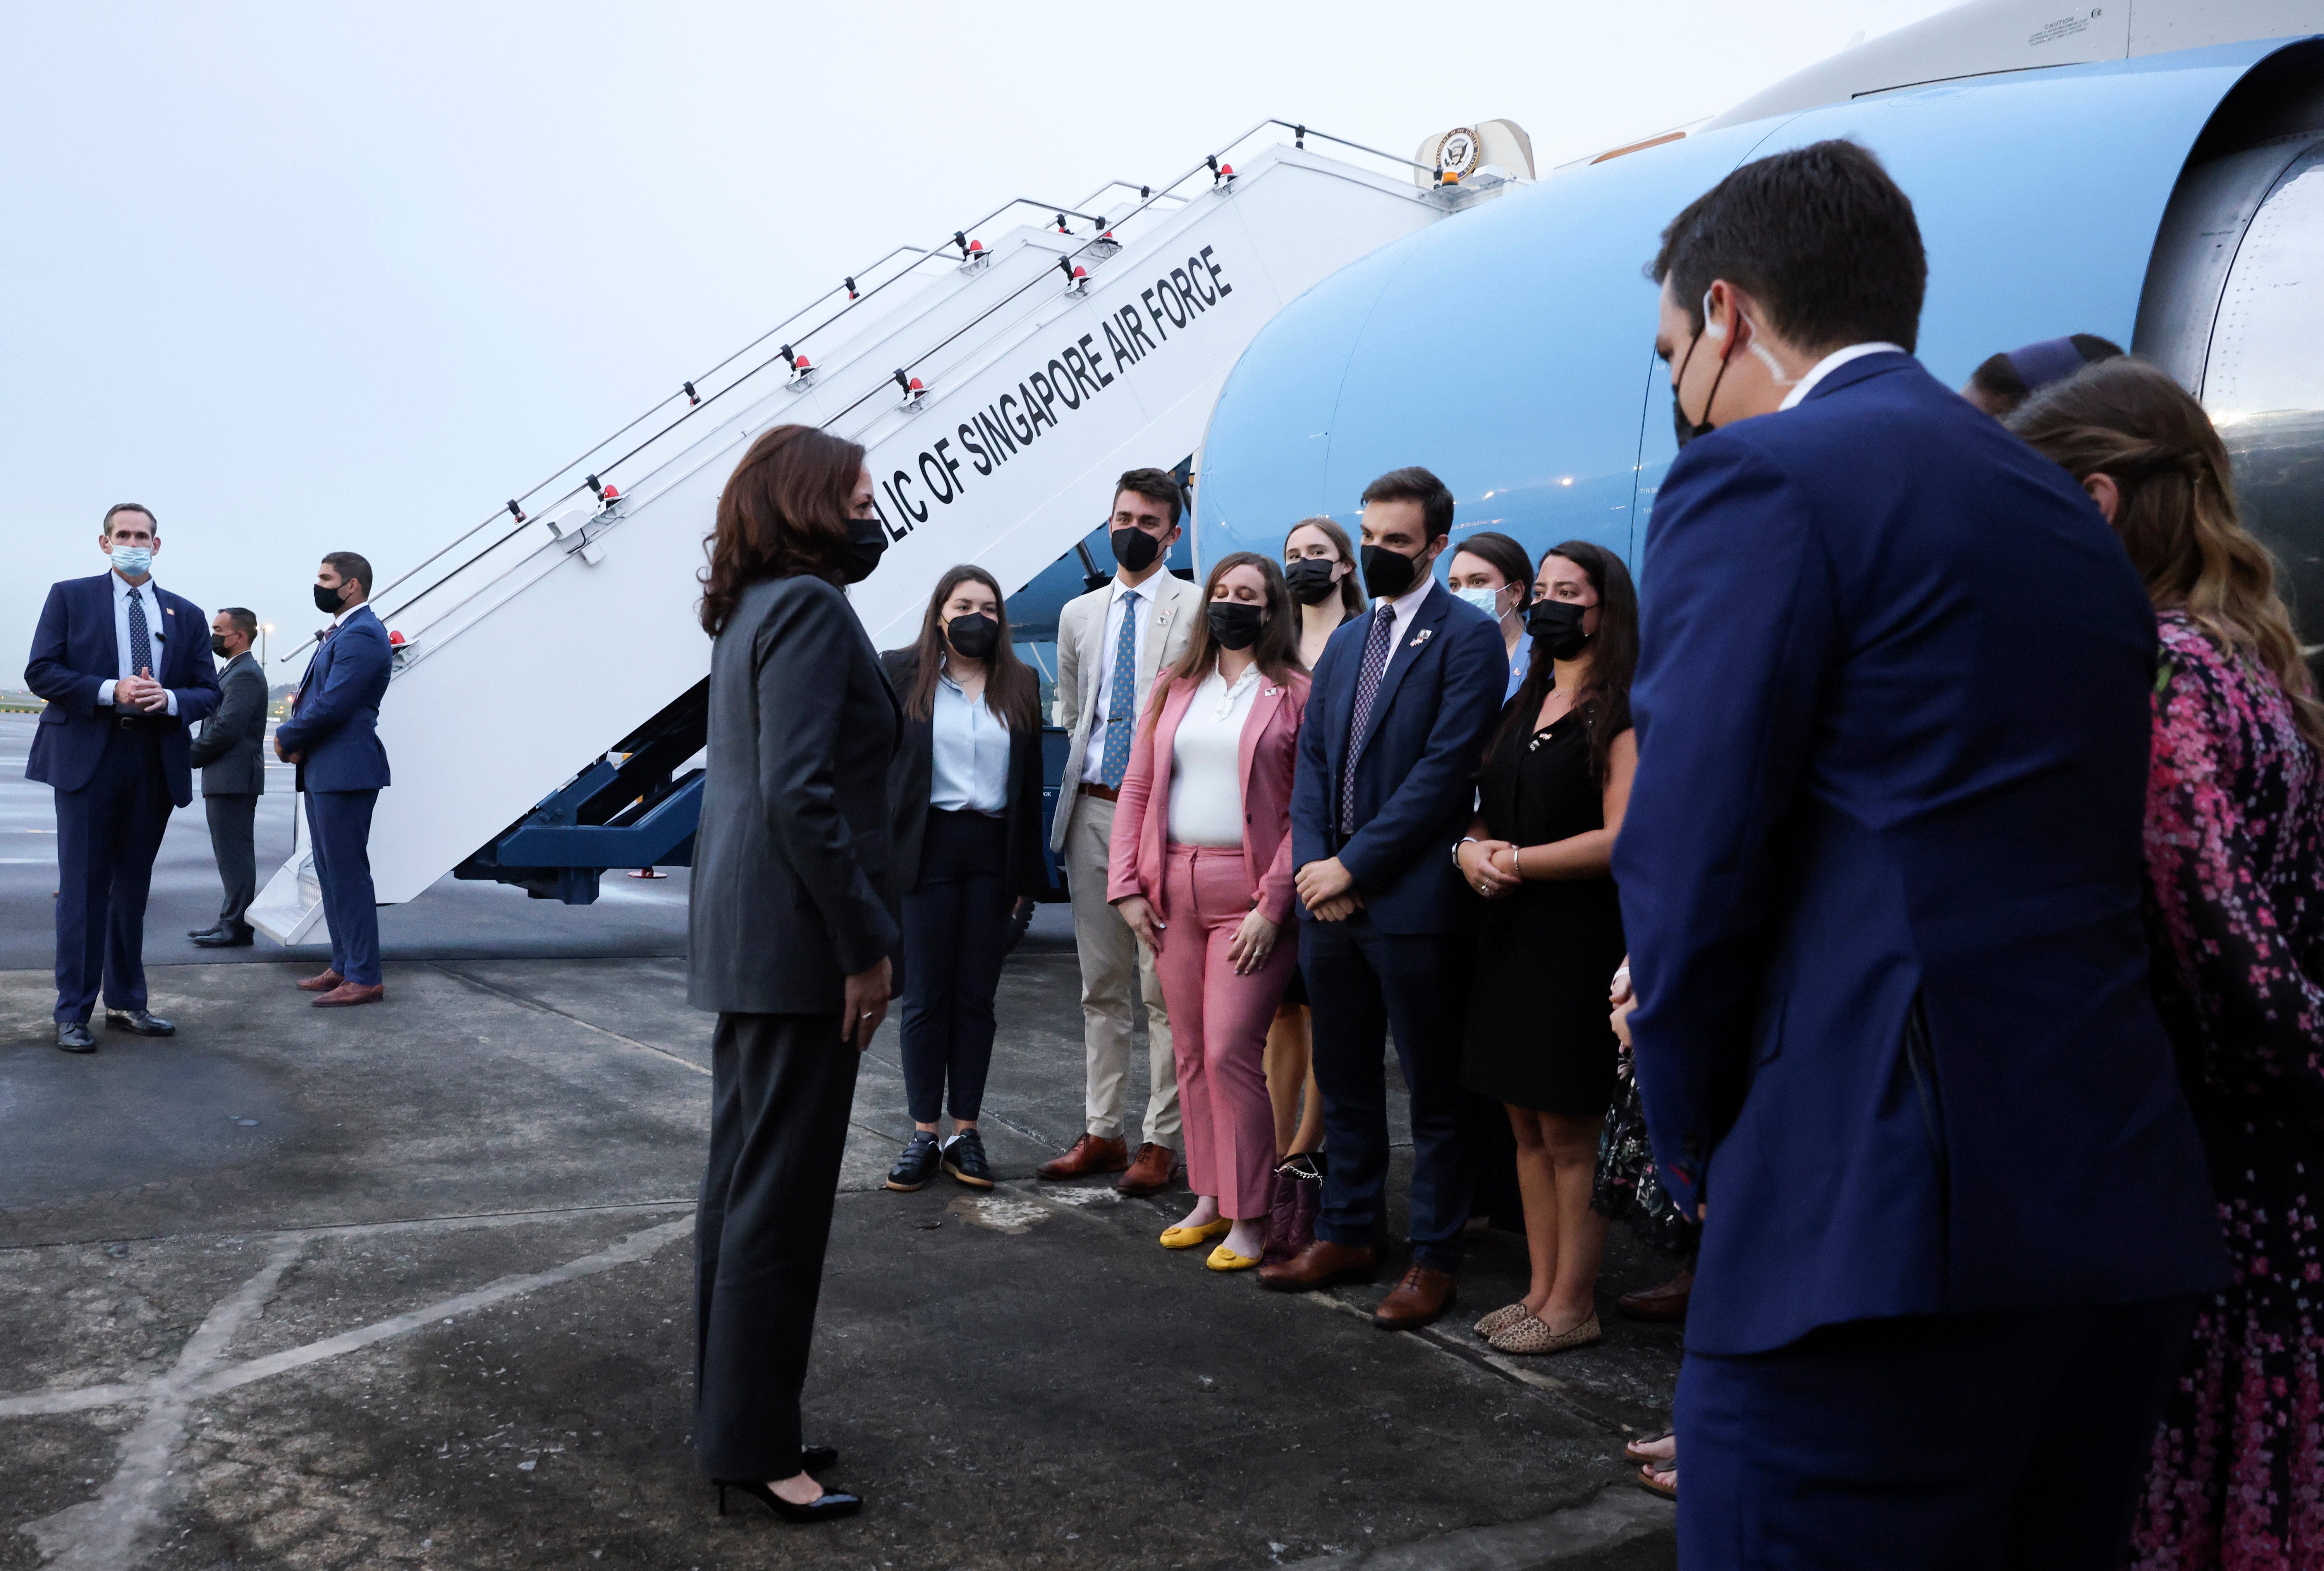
1109, 552, 1309, 1271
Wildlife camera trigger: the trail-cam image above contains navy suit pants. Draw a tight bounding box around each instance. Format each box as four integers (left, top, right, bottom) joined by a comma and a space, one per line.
1301, 915, 1482, 1270
1677, 1296, 2196, 1570
306, 789, 381, 986
52, 727, 173, 1022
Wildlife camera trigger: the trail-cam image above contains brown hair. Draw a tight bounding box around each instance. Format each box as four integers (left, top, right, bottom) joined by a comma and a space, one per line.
1360, 466, 1454, 539
698, 424, 868, 635
1447, 529, 1535, 610
1497, 540, 1639, 777
1283, 516, 1367, 621
2009, 358, 2324, 751
902, 564, 1040, 734
103, 504, 156, 535
322, 552, 374, 596
1155, 552, 1305, 720
1114, 467, 1185, 528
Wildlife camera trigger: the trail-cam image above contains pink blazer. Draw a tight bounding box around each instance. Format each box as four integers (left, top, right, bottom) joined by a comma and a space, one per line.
1107, 665, 1310, 925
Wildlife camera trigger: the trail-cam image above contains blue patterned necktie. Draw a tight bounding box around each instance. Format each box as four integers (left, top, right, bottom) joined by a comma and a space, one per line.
126, 589, 153, 683
1341, 603, 1397, 833
1097, 588, 1141, 788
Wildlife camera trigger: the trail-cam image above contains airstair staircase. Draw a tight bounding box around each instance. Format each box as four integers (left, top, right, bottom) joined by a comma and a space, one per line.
248, 121, 1465, 940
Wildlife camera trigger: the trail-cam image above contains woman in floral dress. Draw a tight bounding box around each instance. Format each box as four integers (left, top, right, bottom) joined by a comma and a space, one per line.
2014, 359, 2324, 1570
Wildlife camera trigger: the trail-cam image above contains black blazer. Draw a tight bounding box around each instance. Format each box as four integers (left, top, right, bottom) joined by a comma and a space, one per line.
189, 651, 268, 795
687, 574, 901, 1016
880, 647, 1048, 897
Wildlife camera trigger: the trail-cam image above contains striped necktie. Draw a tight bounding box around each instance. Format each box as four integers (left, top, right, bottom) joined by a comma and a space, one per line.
1340, 603, 1397, 833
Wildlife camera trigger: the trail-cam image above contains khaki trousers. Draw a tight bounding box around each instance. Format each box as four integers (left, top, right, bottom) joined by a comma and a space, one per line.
1064, 791, 1179, 1145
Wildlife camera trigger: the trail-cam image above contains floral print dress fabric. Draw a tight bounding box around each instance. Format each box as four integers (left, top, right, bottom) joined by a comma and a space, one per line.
2131, 612, 2324, 1571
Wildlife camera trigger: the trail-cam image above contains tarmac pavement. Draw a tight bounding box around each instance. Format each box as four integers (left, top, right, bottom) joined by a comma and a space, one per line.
0, 712, 1682, 1570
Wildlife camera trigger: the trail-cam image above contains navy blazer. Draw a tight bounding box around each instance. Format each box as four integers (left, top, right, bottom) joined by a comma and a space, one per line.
1614, 351, 2224, 1356
1289, 581, 1504, 934
25, 572, 220, 808
276, 606, 392, 792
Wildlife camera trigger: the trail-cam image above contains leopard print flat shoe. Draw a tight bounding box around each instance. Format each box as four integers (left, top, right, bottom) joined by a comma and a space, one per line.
1490, 1309, 1603, 1355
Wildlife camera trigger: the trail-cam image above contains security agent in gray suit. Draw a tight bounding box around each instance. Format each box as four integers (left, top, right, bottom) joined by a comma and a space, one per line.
187, 607, 268, 947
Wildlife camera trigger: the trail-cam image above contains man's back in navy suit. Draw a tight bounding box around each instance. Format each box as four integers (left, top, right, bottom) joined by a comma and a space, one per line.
25, 514, 220, 1036
1262, 469, 1506, 1318
1614, 140, 2221, 1568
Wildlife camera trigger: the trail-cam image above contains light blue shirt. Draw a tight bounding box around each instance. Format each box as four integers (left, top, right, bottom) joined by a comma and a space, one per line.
930, 669, 1010, 814
98, 571, 180, 717
1505, 630, 1533, 701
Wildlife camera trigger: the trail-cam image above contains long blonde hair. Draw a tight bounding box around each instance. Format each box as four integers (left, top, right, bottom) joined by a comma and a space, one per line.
2011, 357, 2324, 751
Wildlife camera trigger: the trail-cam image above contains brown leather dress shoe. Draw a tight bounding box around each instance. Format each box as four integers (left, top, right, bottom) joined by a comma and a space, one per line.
296, 969, 345, 993
1115, 1142, 1178, 1196
1035, 1133, 1128, 1181
1617, 1268, 1693, 1323
1373, 1264, 1457, 1330
1256, 1239, 1378, 1293
311, 981, 385, 1008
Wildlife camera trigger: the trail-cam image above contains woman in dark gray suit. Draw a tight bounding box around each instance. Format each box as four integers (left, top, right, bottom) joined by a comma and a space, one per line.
688, 423, 898, 1525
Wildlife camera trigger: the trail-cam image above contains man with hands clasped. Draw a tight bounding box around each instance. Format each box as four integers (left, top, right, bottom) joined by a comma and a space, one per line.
1260, 466, 1506, 1330
27, 504, 221, 1051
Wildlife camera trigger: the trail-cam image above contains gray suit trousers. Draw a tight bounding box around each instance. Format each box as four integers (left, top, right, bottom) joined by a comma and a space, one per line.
205, 793, 258, 928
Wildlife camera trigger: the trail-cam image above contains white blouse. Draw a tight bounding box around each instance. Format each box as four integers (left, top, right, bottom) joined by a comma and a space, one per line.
1167, 666, 1259, 849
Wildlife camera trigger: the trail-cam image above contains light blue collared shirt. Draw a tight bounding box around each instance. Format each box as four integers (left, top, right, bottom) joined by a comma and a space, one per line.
98, 571, 180, 717
930, 669, 1010, 814
1505, 630, 1533, 701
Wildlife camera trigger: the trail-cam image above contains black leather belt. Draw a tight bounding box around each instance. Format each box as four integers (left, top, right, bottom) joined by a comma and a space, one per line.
113, 712, 174, 732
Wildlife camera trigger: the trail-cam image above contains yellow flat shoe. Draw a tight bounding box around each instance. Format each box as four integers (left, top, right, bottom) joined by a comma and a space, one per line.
1207, 1243, 1262, 1272
1160, 1219, 1232, 1250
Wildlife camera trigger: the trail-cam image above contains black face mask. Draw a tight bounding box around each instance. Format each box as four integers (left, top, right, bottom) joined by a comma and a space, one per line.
839, 515, 889, 584
1205, 600, 1266, 651
1671, 322, 1734, 450
313, 582, 347, 615
1283, 557, 1341, 605
210, 634, 232, 657
945, 612, 998, 660
1527, 598, 1593, 660
1109, 524, 1162, 572
1360, 542, 1423, 600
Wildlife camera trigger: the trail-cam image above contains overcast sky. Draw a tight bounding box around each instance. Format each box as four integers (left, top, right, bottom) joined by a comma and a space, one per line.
2, 0, 1956, 688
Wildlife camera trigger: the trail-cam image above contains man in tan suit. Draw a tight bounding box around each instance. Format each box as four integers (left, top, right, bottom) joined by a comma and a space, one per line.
1035, 468, 1202, 1195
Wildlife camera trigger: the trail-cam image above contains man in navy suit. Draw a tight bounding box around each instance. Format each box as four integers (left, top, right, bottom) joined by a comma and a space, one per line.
26, 504, 221, 1052
1615, 140, 2224, 1566
275, 551, 393, 1008
1261, 466, 1506, 1329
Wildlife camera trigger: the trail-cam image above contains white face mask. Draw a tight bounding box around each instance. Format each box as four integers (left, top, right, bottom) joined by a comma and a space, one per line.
1455, 585, 1506, 619
110, 544, 153, 577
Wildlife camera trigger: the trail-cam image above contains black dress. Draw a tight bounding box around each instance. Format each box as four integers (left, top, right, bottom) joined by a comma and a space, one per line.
1460, 700, 1628, 1117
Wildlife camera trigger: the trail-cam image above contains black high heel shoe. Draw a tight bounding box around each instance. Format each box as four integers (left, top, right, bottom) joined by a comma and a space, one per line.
801, 1444, 839, 1474
714, 1478, 861, 1523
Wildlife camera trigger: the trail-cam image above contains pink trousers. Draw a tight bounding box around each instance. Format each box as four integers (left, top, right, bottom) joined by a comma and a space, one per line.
1153, 845, 1298, 1219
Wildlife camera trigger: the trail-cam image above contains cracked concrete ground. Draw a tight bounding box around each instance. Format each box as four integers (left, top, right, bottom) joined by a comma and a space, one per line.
1, 938, 1681, 1571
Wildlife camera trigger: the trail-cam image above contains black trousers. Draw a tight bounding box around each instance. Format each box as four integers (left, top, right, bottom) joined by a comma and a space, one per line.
694, 1010, 860, 1481
52, 727, 171, 1022
1300, 914, 1484, 1271
1678, 1296, 2197, 1569
205, 791, 257, 927
898, 809, 1011, 1124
